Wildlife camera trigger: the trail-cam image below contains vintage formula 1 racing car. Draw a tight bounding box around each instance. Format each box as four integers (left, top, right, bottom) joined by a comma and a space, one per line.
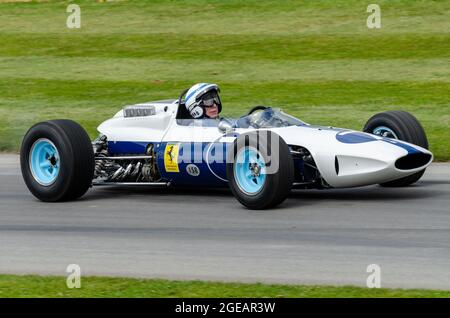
20, 91, 433, 209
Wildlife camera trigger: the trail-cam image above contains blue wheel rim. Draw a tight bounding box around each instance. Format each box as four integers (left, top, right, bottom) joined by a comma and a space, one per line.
234, 147, 266, 195
373, 126, 398, 139
29, 138, 60, 186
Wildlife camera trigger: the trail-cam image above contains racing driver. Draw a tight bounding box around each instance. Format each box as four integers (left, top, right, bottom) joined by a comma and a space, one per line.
184, 83, 222, 119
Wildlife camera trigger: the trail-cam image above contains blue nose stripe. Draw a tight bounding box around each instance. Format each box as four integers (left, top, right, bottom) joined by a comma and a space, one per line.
382, 139, 421, 155
336, 132, 377, 144
336, 131, 422, 155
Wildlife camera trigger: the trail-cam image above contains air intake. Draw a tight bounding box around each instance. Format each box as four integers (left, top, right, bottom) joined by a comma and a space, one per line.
395, 153, 432, 170
123, 104, 156, 118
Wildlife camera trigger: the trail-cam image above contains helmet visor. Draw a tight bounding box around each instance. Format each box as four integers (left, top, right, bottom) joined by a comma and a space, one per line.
200, 91, 221, 107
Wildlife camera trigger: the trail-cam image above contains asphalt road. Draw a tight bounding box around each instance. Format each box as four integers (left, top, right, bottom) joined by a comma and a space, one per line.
1, 154, 450, 290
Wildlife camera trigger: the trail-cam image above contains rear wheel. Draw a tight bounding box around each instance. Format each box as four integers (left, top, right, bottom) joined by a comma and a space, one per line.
363, 111, 428, 187
20, 120, 94, 201
227, 131, 294, 209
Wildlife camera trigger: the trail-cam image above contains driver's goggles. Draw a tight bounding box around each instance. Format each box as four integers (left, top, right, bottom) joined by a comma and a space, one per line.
201, 95, 221, 107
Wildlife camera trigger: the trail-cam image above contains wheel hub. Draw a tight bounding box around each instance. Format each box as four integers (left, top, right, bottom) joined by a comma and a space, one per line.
373, 126, 398, 139
249, 162, 261, 177
29, 138, 60, 186
234, 147, 266, 196
48, 154, 58, 166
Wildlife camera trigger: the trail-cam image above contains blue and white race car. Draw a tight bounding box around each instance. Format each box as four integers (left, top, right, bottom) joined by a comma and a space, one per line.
20, 89, 433, 209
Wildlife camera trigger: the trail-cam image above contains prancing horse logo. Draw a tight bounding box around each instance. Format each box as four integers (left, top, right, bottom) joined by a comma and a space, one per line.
164, 143, 180, 173
166, 145, 175, 162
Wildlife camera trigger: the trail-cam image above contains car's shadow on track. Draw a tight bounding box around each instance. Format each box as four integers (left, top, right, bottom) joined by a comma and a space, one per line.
281, 183, 446, 210
80, 182, 445, 211
85, 186, 233, 200
289, 184, 443, 201
419, 180, 450, 186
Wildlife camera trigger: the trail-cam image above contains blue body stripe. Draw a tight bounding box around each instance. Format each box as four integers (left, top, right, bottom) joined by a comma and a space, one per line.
107, 140, 229, 187
108, 141, 148, 154
157, 141, 229, 187
335, 131, 422, 154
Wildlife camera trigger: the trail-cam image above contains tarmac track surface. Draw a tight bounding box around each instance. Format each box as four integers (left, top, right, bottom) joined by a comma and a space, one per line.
1, 154, 449, 289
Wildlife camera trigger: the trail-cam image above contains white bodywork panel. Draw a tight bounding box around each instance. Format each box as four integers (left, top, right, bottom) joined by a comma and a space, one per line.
98, 101, 176, 142
271, 126, 432, 187
97, 101, 433, 188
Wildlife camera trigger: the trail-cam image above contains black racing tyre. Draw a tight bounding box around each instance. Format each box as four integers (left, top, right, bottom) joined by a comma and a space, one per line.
20, 120, 94, 201
226, 131, 294, 209
363, 110, 428, 187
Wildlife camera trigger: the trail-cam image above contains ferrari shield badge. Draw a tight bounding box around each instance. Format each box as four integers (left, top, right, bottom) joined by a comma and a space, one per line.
164, 143, 180, 172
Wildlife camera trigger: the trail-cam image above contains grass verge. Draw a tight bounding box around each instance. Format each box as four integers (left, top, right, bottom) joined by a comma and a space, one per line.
0, 0, 449, 159
1, 274, 449, 298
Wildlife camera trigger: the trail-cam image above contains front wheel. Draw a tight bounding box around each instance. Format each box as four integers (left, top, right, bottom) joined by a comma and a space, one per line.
363, 110, 429, 187
20, 120, 94, 201
226, 131, 294, 209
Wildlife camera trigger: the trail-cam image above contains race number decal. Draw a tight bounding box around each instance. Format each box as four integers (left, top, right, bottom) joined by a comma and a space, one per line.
164, 143, 180, 173
186, 164, 200, 176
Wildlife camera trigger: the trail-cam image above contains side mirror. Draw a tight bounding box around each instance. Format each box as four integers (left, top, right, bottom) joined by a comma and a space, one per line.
218, 118, 234, 134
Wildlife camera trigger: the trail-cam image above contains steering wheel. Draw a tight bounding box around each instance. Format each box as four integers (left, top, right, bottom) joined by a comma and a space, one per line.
247, 105, 269, 115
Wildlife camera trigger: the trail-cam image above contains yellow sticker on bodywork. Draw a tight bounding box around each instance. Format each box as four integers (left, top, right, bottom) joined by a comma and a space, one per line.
164, 143, 180, 173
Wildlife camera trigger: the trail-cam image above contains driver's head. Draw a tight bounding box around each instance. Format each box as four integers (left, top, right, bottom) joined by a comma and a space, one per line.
185, 83, 222, 119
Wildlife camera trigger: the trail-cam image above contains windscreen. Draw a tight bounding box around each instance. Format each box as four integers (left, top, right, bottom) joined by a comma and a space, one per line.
246, 108, 305, 128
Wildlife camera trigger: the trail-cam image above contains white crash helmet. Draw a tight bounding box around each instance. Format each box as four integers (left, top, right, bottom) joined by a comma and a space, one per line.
184, 83, 222, 119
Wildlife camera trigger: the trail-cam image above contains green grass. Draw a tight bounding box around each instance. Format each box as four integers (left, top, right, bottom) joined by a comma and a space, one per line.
1, 274, 449, 298
0, 0, 449, 159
